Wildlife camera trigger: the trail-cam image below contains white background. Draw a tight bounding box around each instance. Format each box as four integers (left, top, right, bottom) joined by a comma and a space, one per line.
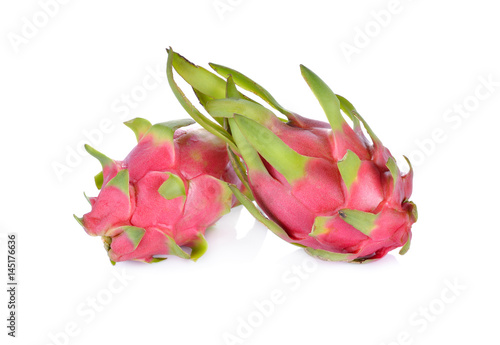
1, 0, 499, 344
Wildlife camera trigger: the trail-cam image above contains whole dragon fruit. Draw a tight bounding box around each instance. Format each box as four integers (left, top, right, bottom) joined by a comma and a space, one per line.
166, 48, 417, 262
75, 117, 244, 264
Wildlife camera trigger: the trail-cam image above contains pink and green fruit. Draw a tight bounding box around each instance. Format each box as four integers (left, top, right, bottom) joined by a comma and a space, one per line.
75, 118, 245, 264
167, 49, 417, 262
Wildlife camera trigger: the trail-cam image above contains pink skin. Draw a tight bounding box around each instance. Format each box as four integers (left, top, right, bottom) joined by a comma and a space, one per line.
165, 50, 415, 261
174, 174, 231, 240
81, 125, 242, 262
402, 168, 413, 201
175, 127, 229, 179
124, 135, 176, 183
305, 208, 413, 260
82, 185, 135, 237
130, 172, 184, 235
345, 161, 385, 213
246, 118, 415, 261
101, 161, 123, 186
371, 144, 392, 171
368, 207, 411, 242
254, 114, 335, 161
108, 227, 170, 263
260, 159, 347, 216
291, 159, 345, 215
249, 170, 317, 241
349, 221, 412, 260
286, 112, 332, 130
330, 123, 371, 161
273, 124, 334, 161
311, 216, 370, 253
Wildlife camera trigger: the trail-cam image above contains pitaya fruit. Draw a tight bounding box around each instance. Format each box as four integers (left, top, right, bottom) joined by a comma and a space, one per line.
166, 48, 417, 262
74, 117, 246, 264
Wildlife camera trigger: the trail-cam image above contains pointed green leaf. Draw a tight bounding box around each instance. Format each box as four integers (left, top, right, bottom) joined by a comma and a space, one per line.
233, 115, 310, 184
193, 88, 224, 126
309, 216, 332, 237
121, 226, 146, 250
225, 114, 252, 194
193, 87, 214, 108
190, 233, 208, 262
227, 146, 252, 194
346, 106, 382, 146
228, 185, 292, 242
405, 201, 418, 222
103, 240, 110, 251
194, 87, 213, 106
386, 157, 399, 189
300, 65, 345, 131
160, 119, 196, 132
336, 95, 361, 129
352, 256, 380, 264
106, 169, 129, 195
411, 202, 418, 221
94, 171, 103, 190
304, 247, 354, 262
225, 75, 240, 99
399, 235, 411, 255
102, 236, 112, 249
85, 144, 114, 168
210, 62, 294, 118
83, 192, 92, 205
73, 214, 84, 227
338, 150, 362, 191
158, 173, 186, 200
169, 49, 227, 99
124, 118, 152, 142
165, 235, 191, 259
166, 48, 238, 153
228, 118, 268, 173
110, 260, 116, 266
206, 98, 275, 124
403, 155, 413, 177
167, 49, 256, 104
339, 209, 378, 236
150, 257, 167, 263
145, 119, 195, 145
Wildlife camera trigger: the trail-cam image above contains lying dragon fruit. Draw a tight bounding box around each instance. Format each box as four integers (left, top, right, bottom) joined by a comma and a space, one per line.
166, 48, 417, 262
75, 117, 244, 264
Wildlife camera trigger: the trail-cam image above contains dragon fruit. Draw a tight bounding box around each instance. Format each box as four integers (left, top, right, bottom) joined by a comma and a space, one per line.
74, 117, 245, 264
166, 48, 417, 262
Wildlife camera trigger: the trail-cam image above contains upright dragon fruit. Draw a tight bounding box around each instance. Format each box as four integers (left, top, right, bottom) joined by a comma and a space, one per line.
75, 117, 245, 264
166, 48, 417, 262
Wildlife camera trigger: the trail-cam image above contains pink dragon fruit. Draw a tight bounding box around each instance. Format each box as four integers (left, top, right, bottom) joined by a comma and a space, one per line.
75, 117, 245, 264
166, 49, 417, 262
